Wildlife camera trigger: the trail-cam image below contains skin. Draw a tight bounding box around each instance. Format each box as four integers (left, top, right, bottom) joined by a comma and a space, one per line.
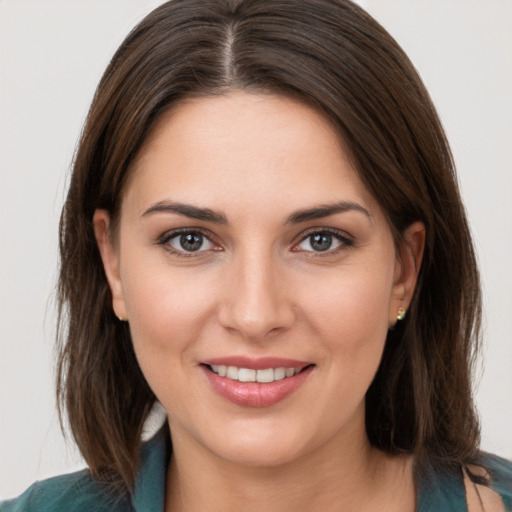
94, 92, 425, 511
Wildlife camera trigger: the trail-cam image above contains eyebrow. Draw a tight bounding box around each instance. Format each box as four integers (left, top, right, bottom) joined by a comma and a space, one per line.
141, 199, 371, 225
285, 201, 372, 224
141, 201, 228, 224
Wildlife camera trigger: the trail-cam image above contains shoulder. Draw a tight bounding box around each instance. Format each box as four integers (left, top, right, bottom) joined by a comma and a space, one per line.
0, 470, 131, 512
416, 453, 512, 512
465, 453, 512, 512
0, 421, 169, 512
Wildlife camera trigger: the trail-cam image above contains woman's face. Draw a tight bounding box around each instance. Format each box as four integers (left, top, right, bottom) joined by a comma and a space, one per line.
95, 92, 423, 468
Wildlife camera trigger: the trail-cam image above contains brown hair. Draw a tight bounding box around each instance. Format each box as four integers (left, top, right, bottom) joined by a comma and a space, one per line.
57, 0, 482, 495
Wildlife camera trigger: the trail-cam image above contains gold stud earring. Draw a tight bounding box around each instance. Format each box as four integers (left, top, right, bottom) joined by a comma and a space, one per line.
396, 306, 406, 321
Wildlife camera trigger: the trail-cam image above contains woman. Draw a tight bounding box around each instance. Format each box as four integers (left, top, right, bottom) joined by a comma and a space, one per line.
1, 0, 510, 510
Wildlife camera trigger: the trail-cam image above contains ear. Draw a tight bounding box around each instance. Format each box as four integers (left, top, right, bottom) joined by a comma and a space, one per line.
93, 209, 127, 321
389, 221, 425, 326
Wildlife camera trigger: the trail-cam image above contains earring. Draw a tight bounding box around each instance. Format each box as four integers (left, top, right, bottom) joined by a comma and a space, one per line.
396, 306, 406, 321
117, 315, 126, 322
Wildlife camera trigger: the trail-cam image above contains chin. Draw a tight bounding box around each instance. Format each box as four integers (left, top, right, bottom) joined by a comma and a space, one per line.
194, 419, 325, 469
214, 440, 307, 468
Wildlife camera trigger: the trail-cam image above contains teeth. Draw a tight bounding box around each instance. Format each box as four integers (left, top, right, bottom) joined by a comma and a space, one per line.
256, 368, 274, 383
238, 368, 256, 382
227, 366, 239, 379
274, 367, 286, 380
209, 364, 305, 382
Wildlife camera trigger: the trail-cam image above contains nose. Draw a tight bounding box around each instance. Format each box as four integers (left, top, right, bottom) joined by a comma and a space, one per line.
218, 249, 295, 341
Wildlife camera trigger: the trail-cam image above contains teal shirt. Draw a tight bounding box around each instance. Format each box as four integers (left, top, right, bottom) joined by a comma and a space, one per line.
416, 454, 512, 511
0, 428, 170, 512
2, 426, 511, 511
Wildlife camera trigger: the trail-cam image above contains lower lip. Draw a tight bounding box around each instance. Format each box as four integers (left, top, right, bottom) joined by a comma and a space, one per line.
202, 365, 314, 408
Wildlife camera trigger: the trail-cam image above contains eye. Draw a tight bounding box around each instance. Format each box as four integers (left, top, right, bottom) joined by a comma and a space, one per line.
294, 230, 352, 253
160, 230, 217, 254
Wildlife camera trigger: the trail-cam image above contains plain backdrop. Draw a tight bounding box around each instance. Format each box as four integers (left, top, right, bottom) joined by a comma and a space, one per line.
1, 0, 511, 499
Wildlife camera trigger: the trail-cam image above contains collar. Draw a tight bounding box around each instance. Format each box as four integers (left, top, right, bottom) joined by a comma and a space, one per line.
131, 423, 170, 512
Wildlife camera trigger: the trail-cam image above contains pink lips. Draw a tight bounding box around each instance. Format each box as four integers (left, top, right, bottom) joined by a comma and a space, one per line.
201, 357, 314, 408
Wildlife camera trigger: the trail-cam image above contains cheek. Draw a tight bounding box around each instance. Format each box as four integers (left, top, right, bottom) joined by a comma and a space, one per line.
120, 264, 219, 415
301, 270, 393, 424
307, 264, 392, 331
301, 262, 394, 370
119, 256, 215, 366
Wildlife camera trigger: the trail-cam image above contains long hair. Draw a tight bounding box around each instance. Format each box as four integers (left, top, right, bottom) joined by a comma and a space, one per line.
57, 0, 482, 495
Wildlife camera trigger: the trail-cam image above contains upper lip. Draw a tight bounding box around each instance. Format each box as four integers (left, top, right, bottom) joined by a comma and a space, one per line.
201, 356, 312, 370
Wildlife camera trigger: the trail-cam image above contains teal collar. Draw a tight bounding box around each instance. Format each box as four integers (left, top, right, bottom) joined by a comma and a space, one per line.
131, 424, 170, 512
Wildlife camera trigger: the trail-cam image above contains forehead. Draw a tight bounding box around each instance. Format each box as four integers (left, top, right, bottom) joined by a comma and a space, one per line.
123, 91, 379, 219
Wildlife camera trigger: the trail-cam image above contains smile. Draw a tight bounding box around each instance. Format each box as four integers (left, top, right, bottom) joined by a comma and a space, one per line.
208, 365, 303, 383
201, 359, 314, 407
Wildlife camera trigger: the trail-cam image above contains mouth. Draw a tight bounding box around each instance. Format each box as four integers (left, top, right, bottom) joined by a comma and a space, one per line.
204, 364, 311, 383
200, 358, 315, 408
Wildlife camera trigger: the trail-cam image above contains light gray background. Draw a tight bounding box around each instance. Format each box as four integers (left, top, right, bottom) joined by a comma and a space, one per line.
1, 0, 511, 499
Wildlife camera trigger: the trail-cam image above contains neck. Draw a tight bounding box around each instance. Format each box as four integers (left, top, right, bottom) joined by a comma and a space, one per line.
165, 418, 415, 512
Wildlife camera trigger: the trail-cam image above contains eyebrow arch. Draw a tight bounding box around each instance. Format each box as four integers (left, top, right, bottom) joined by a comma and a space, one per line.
285, 201, 372, 224
141, 201, 228, 224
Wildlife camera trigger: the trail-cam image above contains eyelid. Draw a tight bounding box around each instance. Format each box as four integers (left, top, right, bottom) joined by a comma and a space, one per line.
292, 227, 354, 253
157, 227, 222, 256
156, 226, 353, 257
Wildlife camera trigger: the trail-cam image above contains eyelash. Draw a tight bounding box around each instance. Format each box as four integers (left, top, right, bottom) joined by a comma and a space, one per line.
156, 228, 220, 258
156, 227, 354, 257
293, 227, 354, 255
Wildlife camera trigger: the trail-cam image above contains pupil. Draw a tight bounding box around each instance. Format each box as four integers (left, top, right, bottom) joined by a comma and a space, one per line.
180, 233, 203, 251
311, 233, 332, 251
